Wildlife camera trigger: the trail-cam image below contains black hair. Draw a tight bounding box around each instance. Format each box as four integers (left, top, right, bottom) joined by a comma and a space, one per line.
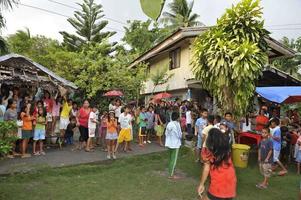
206, 128, 230, 168
207, 115, 215, 124
224, 112, 233, 117
214, 115, 222, 123
200, 108, 208, 113
44, 90, 50, 98
55, 96, 61, 105
148, 106, 154, 111
107, 112, 115, 122
262, 126, 270, 133
171, 112, 179, 121
36, 100, 44, 106
37, 107, 46, 117
270, 118, 280, 126
69, 116, 76, 121
7, 99, 16, 110
140, 106, 145, 110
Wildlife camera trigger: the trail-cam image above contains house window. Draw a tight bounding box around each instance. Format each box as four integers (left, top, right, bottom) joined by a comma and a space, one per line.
169, 48, 181, 70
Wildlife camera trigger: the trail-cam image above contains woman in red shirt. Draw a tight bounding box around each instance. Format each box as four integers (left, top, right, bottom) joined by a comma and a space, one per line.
197, 128, 237, 200
255, 109, 269, 132
76, 100, 91, 151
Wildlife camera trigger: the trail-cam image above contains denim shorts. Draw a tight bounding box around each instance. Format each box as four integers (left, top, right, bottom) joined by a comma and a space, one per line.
197, 134, 202, 149
34, 129, 45, 140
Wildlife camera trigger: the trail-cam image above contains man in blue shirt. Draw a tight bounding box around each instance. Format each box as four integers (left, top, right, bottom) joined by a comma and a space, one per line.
194, 108, 208, 162
270, 118, 287, 175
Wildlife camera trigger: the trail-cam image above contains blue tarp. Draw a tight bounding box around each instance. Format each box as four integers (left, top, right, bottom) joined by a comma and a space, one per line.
256, 87, 301, 104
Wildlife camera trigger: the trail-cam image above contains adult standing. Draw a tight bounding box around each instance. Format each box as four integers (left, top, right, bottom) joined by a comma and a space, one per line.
197, 128, 237, 200
76, 100, 91, 151
255, 108, 269, 132
43, 91, 53, 133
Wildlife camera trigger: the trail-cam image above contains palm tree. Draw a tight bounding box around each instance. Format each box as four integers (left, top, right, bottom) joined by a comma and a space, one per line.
160, 0, 202, 30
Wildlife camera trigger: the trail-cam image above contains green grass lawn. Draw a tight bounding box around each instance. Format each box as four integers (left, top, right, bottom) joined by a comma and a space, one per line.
0, 148, 299, 200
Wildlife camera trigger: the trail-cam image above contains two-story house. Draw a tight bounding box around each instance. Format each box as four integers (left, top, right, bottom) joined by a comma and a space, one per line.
129, 27, 300, 105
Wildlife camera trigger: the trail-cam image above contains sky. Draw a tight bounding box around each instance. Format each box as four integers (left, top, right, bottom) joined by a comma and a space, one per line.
2, 0, 301, 43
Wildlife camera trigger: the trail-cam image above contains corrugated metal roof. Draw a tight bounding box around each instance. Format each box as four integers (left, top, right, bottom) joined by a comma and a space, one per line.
0, 53, 77, 89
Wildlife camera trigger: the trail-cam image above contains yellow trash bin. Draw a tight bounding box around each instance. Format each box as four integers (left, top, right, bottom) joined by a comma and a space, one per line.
232, 144, 251, 168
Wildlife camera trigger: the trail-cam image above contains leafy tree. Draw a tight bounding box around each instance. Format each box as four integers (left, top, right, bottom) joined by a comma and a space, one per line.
192, 0, 269, 116
161, 0, 202, 30
122, 20, 169, 55
0, 0, 19, 54
150, 66, 174, 94
59, 0, 115, 51
273, 37, 301, 78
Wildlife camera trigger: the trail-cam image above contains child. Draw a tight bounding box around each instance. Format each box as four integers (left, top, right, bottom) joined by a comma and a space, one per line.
138, 106, 148, 147
154, 107, 164, 147
33, 107, 47, 156
256, 127, 273, 189
20, 103, 33, 158
222, 112, 236, 144
116, 106, 133, 153
97, 111, 108, 150
87, 106, 98, 152
65, 116, 77, 145
185, 106, 192, 137
146, 106, 155, 144
201, 115, 215, 159
197, 128, 236, 199
194, 109, 208, 162
165, 112, 182, 179
296, 132, 301, 174
214, 115, 222, 129
270, 118, 288, 175
106, 112, 118, 159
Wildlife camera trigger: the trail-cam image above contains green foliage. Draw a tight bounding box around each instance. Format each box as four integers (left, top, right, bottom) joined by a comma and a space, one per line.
160, 0, 202, 31
150, 66, 174, 94
59, 0, 115, 51
273, 37, 301, 78
140, 0, 166, 20
192, 0, 269, 116
123, 20, 170, 55
0, 121, 18, 156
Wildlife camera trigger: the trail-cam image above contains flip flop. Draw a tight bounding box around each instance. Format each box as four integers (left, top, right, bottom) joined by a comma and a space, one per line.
256, 184, 268, 189
278, 171, 288, 176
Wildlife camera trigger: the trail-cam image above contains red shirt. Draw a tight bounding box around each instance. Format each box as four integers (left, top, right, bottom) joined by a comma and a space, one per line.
255, 115, 269, 131
203, 149, 237, 198
78, 108, 90, 128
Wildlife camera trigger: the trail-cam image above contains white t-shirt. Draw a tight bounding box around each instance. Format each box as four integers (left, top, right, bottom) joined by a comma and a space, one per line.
88, 111, 97, 129
118, 113, 132, 129
114, 106, 122, 118
186, 111, 192, 124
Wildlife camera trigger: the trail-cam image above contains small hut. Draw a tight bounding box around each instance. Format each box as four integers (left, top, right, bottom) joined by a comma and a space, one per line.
0, 53, 77, 95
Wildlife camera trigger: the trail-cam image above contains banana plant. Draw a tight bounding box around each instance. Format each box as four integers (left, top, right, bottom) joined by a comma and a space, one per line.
140, 0, 166, 20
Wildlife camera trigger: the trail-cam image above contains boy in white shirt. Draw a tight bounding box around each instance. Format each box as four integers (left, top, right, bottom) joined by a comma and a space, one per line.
165, 112, 182, 179
87, 106, 98, 151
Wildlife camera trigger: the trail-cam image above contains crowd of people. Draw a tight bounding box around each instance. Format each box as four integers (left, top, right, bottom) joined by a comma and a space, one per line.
2, 84, 301, 199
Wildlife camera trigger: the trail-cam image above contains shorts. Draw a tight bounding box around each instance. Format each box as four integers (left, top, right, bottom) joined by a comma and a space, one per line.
155, 125, 164, 137
59, 117, 69, 130
106, 132, 118, 140
34, 129, 46, 140
197, 134, 202, 149
118, 128, 132, 143
79, 126, 89, 142
273, 150, 280, 162
22, 130, 33, 139
89, 128, 96, 138
139, 127, 147, 136
207, 192, 233, 200
259, 162, 272, 178
147, 127, 155, 136
296, 150, 301, 163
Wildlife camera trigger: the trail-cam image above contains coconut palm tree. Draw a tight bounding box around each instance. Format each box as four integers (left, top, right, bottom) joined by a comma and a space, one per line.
160, 0, 202, 30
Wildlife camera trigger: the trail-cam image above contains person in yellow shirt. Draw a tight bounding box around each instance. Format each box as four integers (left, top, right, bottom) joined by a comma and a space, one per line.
59, 95, 72, 148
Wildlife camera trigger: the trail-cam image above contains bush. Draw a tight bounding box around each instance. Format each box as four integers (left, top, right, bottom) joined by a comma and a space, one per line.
0, 121, 18, 156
